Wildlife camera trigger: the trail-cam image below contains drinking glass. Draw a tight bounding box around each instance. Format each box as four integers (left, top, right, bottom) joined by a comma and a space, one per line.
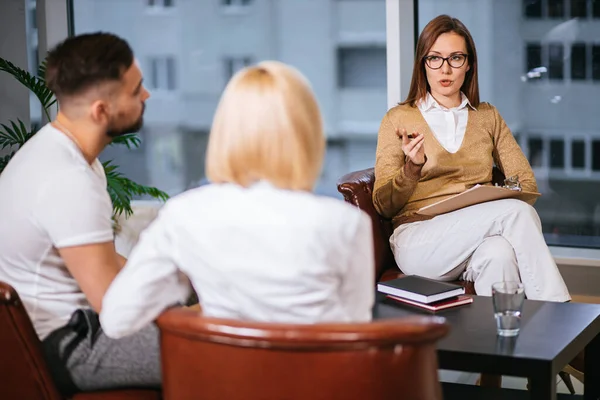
492, 281, 525, 337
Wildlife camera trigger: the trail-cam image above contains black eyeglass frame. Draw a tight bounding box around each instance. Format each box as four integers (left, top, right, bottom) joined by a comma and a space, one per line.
423, 53, 469, 70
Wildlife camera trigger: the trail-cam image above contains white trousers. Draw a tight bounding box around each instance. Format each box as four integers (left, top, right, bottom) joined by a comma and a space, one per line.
390, 199, 571, 302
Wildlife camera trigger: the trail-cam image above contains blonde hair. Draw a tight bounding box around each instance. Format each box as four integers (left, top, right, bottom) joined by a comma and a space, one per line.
206, 61, 325, 191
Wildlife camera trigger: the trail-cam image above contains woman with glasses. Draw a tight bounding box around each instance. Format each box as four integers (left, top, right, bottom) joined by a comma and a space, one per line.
372, 15, 570, 303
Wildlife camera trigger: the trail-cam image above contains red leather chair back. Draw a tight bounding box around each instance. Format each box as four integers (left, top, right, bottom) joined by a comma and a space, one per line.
157, 308, 449, 400
0, 281, 64, 400
0, 281, 161, 400
337, 167, 396, 281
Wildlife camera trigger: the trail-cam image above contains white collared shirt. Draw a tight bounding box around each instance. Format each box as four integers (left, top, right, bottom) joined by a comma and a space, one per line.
417, 92, 476, 153
100, 181, 375, 338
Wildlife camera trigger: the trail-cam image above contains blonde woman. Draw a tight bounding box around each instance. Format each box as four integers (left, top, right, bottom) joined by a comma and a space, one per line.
100, 61, 375, 338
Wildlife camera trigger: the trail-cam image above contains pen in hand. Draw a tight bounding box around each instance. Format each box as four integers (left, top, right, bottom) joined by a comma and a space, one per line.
396, 128, 425, 166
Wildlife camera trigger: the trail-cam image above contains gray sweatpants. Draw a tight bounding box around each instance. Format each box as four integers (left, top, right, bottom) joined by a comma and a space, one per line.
42, 309, 161, 396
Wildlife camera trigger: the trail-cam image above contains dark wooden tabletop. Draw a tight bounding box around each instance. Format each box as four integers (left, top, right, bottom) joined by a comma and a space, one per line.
373, 293, 600, 377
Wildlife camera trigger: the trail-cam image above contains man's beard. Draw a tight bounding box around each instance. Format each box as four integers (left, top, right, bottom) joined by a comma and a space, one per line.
106, 104, 145, 138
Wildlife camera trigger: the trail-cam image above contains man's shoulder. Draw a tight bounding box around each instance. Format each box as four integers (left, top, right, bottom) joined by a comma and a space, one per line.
4, 125, 88, 178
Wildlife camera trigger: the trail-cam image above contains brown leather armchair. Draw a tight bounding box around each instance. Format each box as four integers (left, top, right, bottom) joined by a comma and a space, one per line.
157, 308, 449, 400
335, 167, 511, 294
0, 281, 161, 400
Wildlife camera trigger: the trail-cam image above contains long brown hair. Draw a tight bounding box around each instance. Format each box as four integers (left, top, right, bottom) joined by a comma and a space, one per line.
401, 15, 480, 107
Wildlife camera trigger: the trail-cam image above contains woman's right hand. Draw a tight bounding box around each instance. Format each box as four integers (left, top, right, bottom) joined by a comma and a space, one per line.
397, 128, 425, 165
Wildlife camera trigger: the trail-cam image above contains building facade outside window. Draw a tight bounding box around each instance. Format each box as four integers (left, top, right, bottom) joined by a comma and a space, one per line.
70, 0, 386, 198
420, 0, 600, 246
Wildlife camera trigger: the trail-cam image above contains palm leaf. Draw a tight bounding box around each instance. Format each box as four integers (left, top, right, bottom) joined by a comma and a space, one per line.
0, 57, 56, 120
37, 60, 47, 81
36, 60, 57, 110
110, 133, 141, 149
0, 119, 36, 150
103, 160, 169, 218
0, 152, 15, 174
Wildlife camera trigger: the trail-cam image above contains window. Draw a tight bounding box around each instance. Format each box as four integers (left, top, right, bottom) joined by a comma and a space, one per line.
524, 0, 543, 17
148, 0, 174, 7
593, 45, 600, 80
337, 47, 386, 89
547, 0, 565, 18
71, 0, 386, 199
571, 140, 585, 168
222, 0, 252, 6
224, 56, 252, 84
528, 138, 544, 167
593, 141, 600, 171
571, 42, 587, 80
549, 139, 564, 168
148, 57, 176, 91
526, 43, 543, 79
594, 0, 600, 18
548, 42, 564, 80
570, 0, 588, 17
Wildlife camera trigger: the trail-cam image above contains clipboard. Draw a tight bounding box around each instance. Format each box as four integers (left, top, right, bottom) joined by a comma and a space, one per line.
416, 185, 541, 217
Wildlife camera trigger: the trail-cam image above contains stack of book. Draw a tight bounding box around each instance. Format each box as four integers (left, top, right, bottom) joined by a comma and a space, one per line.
377, 275, 473, 312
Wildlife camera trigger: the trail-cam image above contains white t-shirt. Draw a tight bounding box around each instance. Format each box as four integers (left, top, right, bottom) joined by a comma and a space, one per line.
100, 182, 375, 338
0, 124, 114, 340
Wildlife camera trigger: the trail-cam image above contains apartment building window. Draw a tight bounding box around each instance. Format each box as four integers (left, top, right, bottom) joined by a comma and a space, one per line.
528, 137, 544, 167
148, 0, 174, 7
548, 43, 564, 80
571, 42, 587, 80
149, 57, 176, 91
526, 43, 543, 79
571, 0, 588, 17
524, 0, 543, 17
593, 141, 600, 171
222, 0, 252, 6
572, 140, 585, 168
593, 45, 600, 80
594, 0, 600, 17
524, 0, 593, 18
337, 47, 386, 89
549, 139, 565, 168
548, 0, 565, 17
224, 56, 252, 83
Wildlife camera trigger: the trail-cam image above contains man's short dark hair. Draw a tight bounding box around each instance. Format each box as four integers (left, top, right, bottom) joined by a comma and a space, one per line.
45, 32, 134, 99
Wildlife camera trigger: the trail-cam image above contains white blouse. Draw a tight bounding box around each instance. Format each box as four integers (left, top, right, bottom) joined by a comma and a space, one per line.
417, 92, 476, 153
100, 182, 375, 338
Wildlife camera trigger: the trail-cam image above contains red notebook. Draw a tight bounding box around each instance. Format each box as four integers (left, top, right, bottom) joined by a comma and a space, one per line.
386, 294, 474, 312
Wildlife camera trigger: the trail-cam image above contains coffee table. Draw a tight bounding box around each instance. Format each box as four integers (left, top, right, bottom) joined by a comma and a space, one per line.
373, 294, 600, 400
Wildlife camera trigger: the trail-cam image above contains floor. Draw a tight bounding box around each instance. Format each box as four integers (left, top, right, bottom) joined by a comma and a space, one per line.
439, 294, 597, 395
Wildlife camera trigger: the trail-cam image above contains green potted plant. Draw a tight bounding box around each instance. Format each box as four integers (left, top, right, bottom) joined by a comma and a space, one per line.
0, 57, 169, 219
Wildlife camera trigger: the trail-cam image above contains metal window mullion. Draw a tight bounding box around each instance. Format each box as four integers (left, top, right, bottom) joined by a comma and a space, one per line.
386, 0, 415, 109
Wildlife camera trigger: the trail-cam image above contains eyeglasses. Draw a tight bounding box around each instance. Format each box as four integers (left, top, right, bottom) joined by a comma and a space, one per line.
423, 54, 468, 69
